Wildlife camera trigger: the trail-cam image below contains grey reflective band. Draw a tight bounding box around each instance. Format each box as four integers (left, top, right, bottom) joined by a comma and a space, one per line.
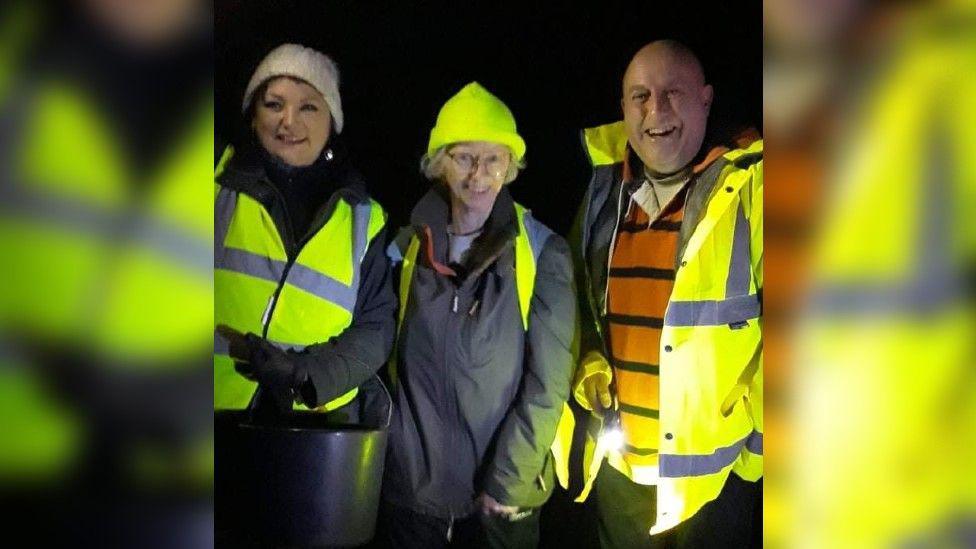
214, 330, 229, 355
218, 247, 285, 284
745, 430, 763, 455
665, 203, 758, 327
0, 187, 212, 276
664, 294, 760, 327
659, 429, 763, 478
215, 187, 237, 266
215, 198, 375, 316
726, 203, 752, 297
286, 262, 358, 312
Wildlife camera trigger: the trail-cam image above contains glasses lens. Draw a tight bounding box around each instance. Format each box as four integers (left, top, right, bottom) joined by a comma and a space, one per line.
453, 153, 474, 171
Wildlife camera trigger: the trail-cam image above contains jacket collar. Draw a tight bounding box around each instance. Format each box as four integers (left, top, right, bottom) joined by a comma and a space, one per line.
217, 139, 372, 257
410, 185, 518, 283
218, 138, 371, 207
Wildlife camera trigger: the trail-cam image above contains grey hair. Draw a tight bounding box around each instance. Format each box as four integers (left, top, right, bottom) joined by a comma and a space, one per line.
420, 145, 525, 185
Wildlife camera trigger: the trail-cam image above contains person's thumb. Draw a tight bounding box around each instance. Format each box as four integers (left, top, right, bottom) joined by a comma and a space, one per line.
599, 383, 612, 409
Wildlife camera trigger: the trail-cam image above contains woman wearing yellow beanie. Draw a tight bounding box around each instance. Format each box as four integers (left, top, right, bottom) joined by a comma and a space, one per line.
381, 82, 576, 548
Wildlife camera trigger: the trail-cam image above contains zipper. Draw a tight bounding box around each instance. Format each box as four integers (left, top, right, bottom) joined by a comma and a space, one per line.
258, 186, 346, 338
446, 513, 454, 542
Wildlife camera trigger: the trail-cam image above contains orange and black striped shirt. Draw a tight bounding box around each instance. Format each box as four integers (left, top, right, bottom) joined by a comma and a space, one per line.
606, 182, 688, 469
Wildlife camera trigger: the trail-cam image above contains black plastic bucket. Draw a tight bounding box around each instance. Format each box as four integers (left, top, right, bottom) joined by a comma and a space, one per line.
216, 377, 390, 548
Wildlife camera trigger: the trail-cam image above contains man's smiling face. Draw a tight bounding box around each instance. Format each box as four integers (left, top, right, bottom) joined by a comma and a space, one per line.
622, 42, 713, 176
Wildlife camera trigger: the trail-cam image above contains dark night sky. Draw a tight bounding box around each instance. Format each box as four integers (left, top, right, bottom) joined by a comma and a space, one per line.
216, 1, 761, 237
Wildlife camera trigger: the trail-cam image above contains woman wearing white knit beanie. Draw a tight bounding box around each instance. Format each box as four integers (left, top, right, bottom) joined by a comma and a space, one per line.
215, 42, 395, 431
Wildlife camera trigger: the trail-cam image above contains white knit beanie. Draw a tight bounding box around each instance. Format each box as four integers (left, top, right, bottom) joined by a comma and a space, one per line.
241, 43, 344, 133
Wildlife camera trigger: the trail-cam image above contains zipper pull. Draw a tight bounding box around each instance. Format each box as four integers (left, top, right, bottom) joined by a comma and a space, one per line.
452, 290, 459, 313
446, 514, 454, 542
537, 473, 547, 492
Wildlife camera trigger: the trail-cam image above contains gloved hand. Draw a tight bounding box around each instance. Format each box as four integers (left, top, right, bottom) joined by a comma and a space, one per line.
574, 351, 612, 414
240, 333, 303, 414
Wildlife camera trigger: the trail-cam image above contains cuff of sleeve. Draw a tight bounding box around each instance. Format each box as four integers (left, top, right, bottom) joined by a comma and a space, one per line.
481, 475, 515, 507
573, 351, 612, 411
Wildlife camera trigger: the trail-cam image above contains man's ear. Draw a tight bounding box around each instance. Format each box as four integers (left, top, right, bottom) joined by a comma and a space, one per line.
702, 84, 714, 113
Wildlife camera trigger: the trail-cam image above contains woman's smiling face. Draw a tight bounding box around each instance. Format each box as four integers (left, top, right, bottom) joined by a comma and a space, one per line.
252, 76, 331, 167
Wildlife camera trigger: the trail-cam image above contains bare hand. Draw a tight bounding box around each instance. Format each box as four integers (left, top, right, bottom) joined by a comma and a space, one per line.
476, 492, 518, 518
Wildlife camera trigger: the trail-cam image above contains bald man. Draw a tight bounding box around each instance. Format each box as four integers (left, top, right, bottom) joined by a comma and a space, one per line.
568, 40, 763, 547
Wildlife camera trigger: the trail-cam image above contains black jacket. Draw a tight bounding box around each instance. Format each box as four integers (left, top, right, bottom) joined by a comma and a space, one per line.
382, 186, 576, 518
217, 141, 396, 408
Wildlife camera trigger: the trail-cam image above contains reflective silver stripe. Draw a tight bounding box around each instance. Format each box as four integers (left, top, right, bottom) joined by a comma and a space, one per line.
0, 187, 212, 275
665, 202, 758, 327
351, 202, 373, 267
340, 202, 373, 307
217, 201, 375, 318
214, 330, 229, 355
218, 246, 285, 283
664, 294, 760, 327
659, 430, 762, 478
215, 187, 237, 266
282, 201, 372, 314
745, 430, 763, 455
726, 203, 752, 297
286, 263, 357, 313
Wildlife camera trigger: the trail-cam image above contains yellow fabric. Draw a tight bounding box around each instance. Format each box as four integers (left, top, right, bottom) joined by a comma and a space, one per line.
573, 129, 763, 534
583, 121, 629, 166
427, 82, 527, 161
572, 350, 612, 413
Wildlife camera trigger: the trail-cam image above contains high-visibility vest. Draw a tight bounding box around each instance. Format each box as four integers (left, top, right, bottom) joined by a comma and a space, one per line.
214, 148, 387, 412
0, 74, 213, 476
390, 202, 576, 490
576, 122, 763, 533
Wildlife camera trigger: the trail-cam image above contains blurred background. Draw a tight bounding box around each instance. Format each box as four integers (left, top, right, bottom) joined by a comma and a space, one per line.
0, 0, 212, 546
0, 0, 972, 547
764, 0, 975, 547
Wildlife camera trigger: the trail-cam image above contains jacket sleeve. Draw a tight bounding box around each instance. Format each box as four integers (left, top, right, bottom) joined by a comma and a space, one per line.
294, 225, 397, 407
481, 234, 577, 507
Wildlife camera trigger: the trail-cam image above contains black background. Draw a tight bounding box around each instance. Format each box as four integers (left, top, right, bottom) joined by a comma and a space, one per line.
216, 0, 761, 237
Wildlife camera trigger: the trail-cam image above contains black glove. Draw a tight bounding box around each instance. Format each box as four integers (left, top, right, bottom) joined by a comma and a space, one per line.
241, 334, 304, 414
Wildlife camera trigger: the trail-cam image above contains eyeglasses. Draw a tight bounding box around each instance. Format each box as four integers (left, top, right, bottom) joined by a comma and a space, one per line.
447, 151, 509, 178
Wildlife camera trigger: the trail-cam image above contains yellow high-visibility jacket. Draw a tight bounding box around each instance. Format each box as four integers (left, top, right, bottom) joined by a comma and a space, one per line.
568, 122, 763, 533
